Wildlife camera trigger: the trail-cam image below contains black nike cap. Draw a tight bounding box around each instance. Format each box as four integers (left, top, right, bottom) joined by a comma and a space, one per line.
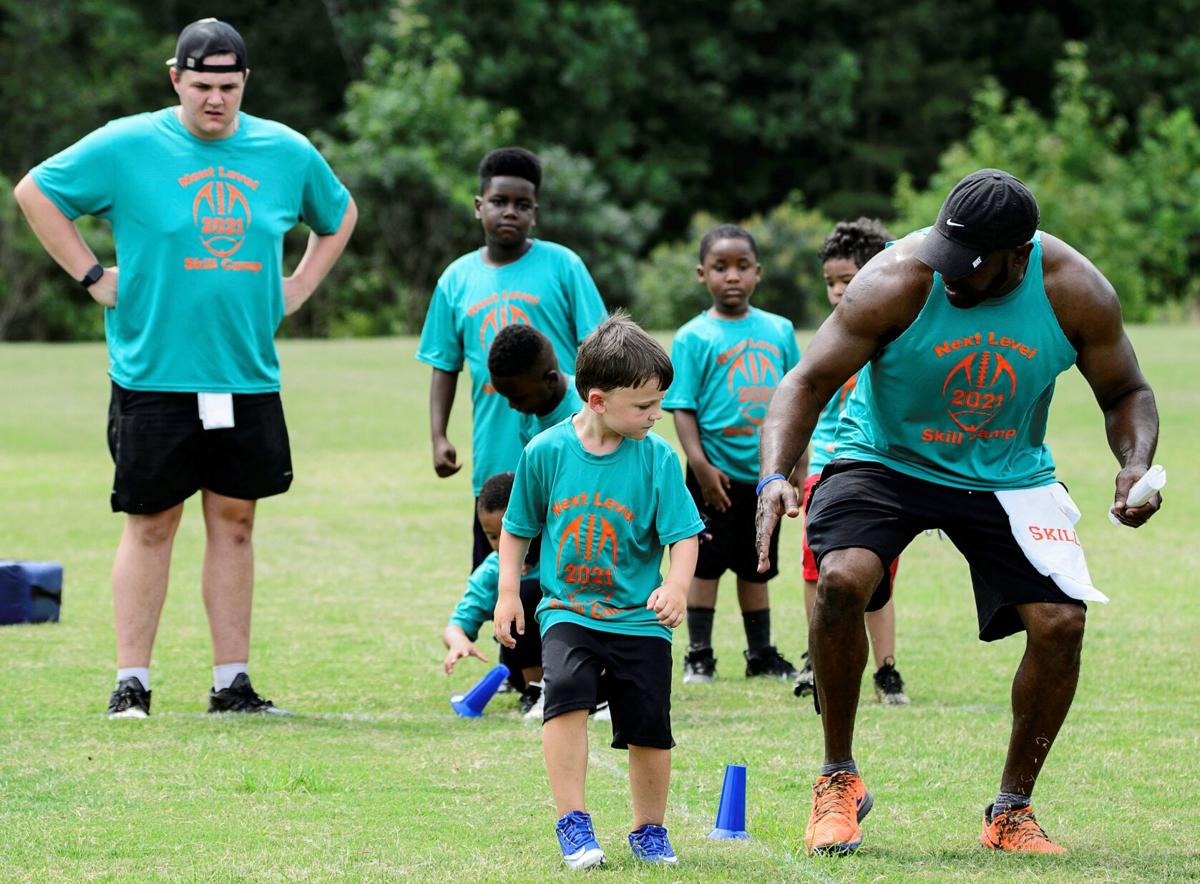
914, 169, 1040, 280
166, 18, 248, 73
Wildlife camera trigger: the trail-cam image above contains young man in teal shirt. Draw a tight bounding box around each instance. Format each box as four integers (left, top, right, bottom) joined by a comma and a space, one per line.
416, 148, 607, 569
495, 314, 703, 869
14, 18, 356, 719
664, 224, 801, 684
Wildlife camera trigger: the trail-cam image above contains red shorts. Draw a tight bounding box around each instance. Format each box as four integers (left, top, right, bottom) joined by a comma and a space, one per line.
801, 472, 900, 585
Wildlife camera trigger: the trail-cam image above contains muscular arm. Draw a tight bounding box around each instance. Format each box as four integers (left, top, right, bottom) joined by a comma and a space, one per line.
1043, 235, 1160, 525
284, 196, 358, 315
13, 174, 117, 307
429, 367, 462, 477
755, 241, 929, 570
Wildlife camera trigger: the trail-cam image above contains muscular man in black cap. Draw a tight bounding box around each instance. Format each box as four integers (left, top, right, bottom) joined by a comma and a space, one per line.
754, 169, 1160, 855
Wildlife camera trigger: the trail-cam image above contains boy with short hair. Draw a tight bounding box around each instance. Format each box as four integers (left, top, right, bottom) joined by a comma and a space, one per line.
495, 313, 703, 869
793, 218, 909, 705
442, 472, 545, 716
417, 147, 607, 570
664, 224, 801, 684
488, 324, 584, 444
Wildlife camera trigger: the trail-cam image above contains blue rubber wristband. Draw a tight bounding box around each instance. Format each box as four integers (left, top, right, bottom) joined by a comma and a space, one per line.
755, 473, 787, 496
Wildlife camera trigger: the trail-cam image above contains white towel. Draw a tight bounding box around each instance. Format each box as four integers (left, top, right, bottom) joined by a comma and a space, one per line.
993, 483, 1108, 604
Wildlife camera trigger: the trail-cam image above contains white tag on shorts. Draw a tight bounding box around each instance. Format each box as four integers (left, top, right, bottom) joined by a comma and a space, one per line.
197, 393, 235, 430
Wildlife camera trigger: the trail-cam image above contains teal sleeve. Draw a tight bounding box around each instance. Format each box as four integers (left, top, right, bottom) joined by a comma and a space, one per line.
654, 444, 705, 545
568, 254, 608, 345
662, 332, 700, 410
415, 283, 464, 371
448, 556, 500, 640
300, 141, 350, 234
30, 127, 115, 220
501, 447, 547, 538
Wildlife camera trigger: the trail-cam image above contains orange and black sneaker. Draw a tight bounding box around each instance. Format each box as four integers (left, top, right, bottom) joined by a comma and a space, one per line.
980, 804, 1067, 854
805, 770, 873, 855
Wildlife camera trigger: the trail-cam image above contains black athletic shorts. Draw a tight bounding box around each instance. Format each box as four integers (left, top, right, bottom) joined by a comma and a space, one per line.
106, 382, 292, 514
541, 622, 674, 750
686, 467, 779, 582
805, 459, 1085, 641
497, 576, 544, 691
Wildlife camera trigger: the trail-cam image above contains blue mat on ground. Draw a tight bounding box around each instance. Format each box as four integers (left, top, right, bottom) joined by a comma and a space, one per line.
0, 561, 63, 625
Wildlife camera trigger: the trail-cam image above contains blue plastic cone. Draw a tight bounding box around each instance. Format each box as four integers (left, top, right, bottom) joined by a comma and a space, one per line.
708, 764, 750, 839
450, 663, 510, 717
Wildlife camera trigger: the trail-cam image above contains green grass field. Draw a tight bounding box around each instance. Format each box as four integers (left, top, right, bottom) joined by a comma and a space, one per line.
1, 329, 1197, 882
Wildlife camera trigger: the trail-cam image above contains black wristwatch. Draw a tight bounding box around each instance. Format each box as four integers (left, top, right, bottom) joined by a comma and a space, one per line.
80, 263, 104, 289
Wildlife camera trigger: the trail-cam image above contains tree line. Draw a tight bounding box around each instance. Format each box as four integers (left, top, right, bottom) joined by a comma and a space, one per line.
1, 0, 1197, 340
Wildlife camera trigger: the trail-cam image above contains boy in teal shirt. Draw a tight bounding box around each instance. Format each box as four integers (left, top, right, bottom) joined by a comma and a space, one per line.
442, 472, 544, 716
487, 324, 585, 445
416, 147, 607, 569
495, 314, 703, 869
664, 224, 801, 684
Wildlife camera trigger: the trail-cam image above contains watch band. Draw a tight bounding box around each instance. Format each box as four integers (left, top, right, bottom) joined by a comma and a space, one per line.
80, 263, 104, 289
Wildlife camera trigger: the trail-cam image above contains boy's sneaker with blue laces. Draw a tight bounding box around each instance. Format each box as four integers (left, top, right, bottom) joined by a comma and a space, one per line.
556, 810, 606, 870
629, 823, 679, 864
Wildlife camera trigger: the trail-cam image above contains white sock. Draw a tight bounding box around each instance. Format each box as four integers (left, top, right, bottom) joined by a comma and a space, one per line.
213, 662, 248, 691
117, 667, 150, 690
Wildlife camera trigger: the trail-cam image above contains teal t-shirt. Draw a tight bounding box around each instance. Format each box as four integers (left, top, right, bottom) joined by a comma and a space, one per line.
663, 307, 800, 483
518, 375, 585, 445
808, 374, 860, 475
835, 232, 1078, 489
448, 551, 540, 641
416, 241, 607, 494
31, 108, 350, 393
503, 419, 705, 640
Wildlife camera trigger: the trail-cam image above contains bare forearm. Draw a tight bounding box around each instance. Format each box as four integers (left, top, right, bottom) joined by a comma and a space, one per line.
430, 369, 458, 438
285, 197, 357, 314
14, 175, 99, 279
664, 536, 699, 587
498, 530, 533, 597
671, 411, 711, 468
758, 369, 824, 479
1104, 386, 1158, 469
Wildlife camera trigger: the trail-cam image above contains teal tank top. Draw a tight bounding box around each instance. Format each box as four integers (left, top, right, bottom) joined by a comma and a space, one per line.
834, 232, 1077, 490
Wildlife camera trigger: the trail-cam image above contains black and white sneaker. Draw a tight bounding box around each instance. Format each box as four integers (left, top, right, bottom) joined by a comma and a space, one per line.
208, 673, 291, 715
744, 646, 799, 680
107, 677, 151, 719
793, 650, 815, 697
520, 681, 544, 720
682, 647, 717, 684
873, 659, 910, 705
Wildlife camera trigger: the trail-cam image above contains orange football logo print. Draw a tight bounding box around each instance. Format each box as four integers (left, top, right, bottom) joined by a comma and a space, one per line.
193, 180, 251, 258
478, 303, 531, 350
726, 345, 780, 425
557, 513, 620, 570
941, 350, 1017, 433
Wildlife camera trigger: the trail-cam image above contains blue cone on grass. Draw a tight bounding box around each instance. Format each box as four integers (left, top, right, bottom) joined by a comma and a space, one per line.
450, 663, 510, 717
708, 763, 750, 839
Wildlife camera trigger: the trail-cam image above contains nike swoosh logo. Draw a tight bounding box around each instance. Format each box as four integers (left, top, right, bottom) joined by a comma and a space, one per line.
946, 219, 966, 228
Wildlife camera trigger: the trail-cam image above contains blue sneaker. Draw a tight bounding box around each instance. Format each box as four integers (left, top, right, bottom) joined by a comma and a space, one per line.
556, 810, 606, 870
629, 824, 679, 864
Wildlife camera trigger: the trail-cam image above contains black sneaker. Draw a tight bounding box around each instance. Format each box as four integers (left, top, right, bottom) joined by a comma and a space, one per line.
107, 677, 151, 719
519, 681, 544, 718
793, 650, 815, 697
744, 646, 798, 680
682, 647, 717, 684
208, 672, 291, 715
873, 658, 910, 705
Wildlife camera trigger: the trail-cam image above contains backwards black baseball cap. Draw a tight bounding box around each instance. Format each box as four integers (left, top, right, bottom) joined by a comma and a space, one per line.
166, 18, 248, 72
914, 169, 1040, 280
